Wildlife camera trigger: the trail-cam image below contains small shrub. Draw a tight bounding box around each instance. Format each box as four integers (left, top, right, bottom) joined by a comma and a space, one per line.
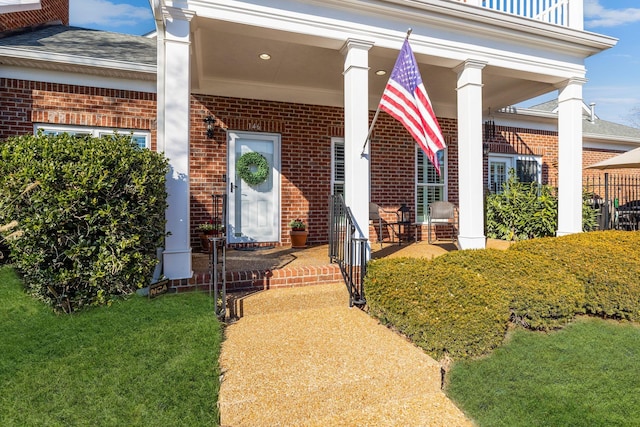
0, 133, 169, 311
486, 170, 557, 241
366, 257, 511, 359
486, 170, 599, 240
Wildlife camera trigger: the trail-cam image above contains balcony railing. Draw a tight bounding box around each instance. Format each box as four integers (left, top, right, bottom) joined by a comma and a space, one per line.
456, 0, 582, 29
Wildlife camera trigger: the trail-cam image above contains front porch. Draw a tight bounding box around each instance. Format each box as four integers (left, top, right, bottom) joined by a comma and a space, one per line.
173, 239, 511, 294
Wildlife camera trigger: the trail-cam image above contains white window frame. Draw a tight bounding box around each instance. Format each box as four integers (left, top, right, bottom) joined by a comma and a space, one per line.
415, 147, 448, 224
488, 153, 542, 193
34, 124, 151, 149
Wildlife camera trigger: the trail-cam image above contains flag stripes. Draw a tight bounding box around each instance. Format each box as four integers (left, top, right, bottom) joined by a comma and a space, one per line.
379, 39, 446, 174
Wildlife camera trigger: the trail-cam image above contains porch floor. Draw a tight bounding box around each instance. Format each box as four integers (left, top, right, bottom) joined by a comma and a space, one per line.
183, 239, 511, 294
191, 239, 506, 274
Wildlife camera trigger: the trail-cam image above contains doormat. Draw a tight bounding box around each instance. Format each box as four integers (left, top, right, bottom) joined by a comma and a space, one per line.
233, 246, 276, 251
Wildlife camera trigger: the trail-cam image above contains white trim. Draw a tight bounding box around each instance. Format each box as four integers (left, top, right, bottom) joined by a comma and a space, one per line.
0, 0, 40, 13
0, 66, 156, 93
0, 46, 156, 74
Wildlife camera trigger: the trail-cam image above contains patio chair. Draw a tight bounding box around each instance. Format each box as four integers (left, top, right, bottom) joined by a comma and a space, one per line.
369, 203, 395, 247
427, 201, 458, 244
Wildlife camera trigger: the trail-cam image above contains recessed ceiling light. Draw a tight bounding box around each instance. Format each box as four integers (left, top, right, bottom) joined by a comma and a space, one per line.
375, 70, 387, 76
259, 53, 271, 60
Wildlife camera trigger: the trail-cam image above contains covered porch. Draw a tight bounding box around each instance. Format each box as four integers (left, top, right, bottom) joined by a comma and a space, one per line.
152, 0, 616, 280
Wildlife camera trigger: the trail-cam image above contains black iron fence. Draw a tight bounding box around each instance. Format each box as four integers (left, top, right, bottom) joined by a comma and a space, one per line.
583, 174, 640, 231
329, 195, 367, 307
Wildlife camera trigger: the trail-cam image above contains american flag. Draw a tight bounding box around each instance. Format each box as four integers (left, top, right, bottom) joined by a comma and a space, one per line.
379, 39, 446, 174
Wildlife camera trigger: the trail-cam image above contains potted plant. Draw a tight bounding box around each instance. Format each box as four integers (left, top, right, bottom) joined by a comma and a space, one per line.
289, 218, 308, 248
198, 221, 221, 253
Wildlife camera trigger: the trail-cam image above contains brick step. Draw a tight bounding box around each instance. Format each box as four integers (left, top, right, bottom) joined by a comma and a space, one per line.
171, 264, 342, 293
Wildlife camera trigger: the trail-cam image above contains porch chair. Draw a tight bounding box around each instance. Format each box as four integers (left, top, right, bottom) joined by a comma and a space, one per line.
427, 201, 458, 244
369, 202, 395, 247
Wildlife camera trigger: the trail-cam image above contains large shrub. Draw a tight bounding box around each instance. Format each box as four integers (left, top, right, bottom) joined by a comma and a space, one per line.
366, 231, 640, 360
0, 133, 168, 311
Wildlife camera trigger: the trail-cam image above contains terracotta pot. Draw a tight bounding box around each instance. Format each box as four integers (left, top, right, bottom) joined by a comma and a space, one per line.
290, 230, 308, 248
200, 232, 214, 253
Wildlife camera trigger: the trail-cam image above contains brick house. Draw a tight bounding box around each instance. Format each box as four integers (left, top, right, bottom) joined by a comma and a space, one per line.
3, 0, 636, 283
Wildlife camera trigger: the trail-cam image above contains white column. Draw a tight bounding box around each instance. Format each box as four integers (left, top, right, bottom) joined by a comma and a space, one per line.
455, 60, 487, 250
160, 7, 195, 279
341, 39, 373, 247
556, 77, 587, 236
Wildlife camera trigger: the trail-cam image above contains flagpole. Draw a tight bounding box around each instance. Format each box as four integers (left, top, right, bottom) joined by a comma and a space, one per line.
361, 28, 413, 155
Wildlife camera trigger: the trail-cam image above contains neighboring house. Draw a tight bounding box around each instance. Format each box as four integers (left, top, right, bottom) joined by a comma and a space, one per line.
0, 0, 625, 282
486, 100, 640, 192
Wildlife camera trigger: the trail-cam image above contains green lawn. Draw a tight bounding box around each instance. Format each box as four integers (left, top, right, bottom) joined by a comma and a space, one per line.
446, 317, 640, 426
0, 266, 223, 426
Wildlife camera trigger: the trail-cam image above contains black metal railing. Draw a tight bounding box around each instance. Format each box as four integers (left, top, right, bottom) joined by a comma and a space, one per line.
329, 194, 367, 307
584, 174, 640, 231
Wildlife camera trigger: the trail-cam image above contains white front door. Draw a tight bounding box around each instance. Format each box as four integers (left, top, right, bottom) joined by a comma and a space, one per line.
228, 131, 281, 244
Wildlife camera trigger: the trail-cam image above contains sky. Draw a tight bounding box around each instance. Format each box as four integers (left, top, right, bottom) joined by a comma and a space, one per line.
69, 0, 640, 127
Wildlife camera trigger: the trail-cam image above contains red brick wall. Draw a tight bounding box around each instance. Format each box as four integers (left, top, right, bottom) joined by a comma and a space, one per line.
0, 78, 156, 144
484, 124, 559, 186
5, 74, 639, 249
189, 96, 462, 248
0, 0, 69, 32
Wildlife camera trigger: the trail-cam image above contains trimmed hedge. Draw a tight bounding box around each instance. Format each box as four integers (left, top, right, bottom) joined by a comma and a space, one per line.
433, 249, 585, 330
0, 133, 168, 311
366, 258, 511, 360
510, 231, 640, 321
366, 231, 640, 360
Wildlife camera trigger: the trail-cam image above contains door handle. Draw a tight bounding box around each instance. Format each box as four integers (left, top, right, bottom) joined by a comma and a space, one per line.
230, 182, 237, 193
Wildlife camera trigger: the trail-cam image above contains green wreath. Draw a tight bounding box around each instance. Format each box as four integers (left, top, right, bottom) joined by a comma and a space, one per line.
236, 152, 269, 186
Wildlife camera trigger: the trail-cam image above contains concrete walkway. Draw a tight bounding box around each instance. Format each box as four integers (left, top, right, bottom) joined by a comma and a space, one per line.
218, 282, 473, 426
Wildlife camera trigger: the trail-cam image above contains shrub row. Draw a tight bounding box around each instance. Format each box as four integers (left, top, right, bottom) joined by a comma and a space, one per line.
365, 231, 640, 360
0, 133, 168, 312
510, 231, 640, 321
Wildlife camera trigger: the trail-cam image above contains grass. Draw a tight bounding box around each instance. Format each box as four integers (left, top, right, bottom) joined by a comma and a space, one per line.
446, 317, 640, 426
0, 266, 223, 426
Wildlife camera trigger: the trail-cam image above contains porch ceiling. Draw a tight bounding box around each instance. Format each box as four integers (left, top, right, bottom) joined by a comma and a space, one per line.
190, 17, 562, 118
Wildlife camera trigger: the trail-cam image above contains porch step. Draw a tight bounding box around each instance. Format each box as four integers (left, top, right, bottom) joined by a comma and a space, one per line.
219, 282, 472, 426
